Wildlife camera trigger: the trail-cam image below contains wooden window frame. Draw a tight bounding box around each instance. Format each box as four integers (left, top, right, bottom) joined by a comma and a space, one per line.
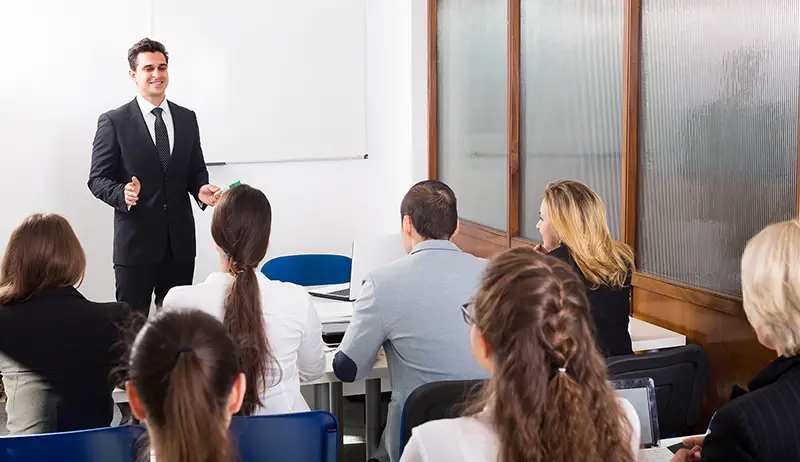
427, 0, 800, 319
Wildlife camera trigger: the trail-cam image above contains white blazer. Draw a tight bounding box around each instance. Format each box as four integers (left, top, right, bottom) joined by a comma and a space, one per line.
163, 271, 327, 414
399, 398, 641, 462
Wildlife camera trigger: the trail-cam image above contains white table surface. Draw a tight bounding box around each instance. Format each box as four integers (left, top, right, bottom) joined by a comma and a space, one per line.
312, 296, 687, 353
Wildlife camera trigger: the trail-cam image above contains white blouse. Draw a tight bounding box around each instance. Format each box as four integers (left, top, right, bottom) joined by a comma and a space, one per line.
163, 272, 327, 414
399, 398, 641, 462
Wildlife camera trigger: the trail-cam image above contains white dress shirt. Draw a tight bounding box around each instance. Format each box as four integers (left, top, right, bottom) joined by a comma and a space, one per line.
162, 271, 327, 414
399, 398, 641, 462
136, 95, 175, 155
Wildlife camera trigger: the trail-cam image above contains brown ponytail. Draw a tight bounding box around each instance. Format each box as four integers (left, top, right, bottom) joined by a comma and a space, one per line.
212, 184, 281, 415
157, 350, 232, 462
129, 310, 241, 462
468, 246, 634, 462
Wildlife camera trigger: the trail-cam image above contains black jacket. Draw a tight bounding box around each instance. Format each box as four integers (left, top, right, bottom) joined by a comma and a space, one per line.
700, 355, 800, 462
0, 287, 130, 434
88, 98, 209, 266
548, 245, 633, 357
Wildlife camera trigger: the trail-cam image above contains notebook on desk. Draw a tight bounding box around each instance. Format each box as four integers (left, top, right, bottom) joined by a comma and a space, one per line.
611, 378, 676, 461
309, 234, 406, 302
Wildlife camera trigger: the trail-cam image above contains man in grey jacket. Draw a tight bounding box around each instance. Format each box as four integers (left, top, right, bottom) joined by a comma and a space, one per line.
333, 180, 489, 462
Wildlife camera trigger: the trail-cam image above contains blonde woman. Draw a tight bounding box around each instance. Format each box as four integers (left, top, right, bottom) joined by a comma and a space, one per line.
536, 180, 635, 356
672, 220, 800, 462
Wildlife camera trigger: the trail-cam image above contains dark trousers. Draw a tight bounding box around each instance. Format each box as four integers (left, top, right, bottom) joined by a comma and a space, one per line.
114, 247, 195, 320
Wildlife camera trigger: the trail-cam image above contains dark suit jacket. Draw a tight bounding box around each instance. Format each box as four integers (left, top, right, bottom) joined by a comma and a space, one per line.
88, 98, 209, 266
0, 287, 131, 434
700, 356, 800, 462
548, 245, 633, 357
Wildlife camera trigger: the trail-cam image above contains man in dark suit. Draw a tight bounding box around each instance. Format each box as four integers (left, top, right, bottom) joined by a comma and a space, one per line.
88, 38, 220, 319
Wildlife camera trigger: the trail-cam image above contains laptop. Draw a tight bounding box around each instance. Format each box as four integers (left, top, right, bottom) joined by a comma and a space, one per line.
611, 378, 675, 460
309, 233, 406, 302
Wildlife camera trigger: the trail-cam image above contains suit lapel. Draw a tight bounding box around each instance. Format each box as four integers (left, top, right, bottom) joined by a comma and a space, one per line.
168, 101, 189, 175
125, 98, 161, 167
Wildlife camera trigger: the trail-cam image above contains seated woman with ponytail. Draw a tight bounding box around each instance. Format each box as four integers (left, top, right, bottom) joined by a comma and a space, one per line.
400, 247, 640, 462
126, 309, 245, 462
536, 180, 635, 356
163, 184, 326, 415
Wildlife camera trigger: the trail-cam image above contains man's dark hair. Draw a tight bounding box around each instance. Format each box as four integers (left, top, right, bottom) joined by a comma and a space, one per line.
400, 180, 458, 240
127, 38, 169, 70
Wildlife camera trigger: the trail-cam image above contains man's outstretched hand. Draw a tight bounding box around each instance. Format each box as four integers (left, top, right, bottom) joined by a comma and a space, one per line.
199, 184, 222, 206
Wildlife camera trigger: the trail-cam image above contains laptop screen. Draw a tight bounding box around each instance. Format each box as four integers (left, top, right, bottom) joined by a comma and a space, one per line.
611, 378, 660, 447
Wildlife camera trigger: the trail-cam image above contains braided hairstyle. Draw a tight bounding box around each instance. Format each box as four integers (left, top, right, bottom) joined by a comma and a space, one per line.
467, 246, 634, 462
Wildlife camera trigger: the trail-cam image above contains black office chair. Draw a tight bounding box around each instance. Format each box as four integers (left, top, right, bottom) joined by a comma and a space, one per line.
606, 344, 709, 437
399, 379, 486, 457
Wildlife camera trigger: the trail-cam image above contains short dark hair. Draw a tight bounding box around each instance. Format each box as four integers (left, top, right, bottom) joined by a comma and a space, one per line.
127, 38, 169, 70
400, 180, 458, 240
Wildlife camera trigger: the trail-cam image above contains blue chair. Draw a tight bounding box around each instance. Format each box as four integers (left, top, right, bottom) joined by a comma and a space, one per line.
230, 411, 337, 462
261, 254, 352, 287
0, 425, 146, 462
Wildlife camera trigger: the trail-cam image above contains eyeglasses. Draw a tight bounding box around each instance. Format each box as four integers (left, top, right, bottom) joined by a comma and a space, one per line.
461, 302, 474, 325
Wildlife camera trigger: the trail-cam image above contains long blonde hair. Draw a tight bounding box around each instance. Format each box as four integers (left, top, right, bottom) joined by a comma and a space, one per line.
543, 180, 634, 288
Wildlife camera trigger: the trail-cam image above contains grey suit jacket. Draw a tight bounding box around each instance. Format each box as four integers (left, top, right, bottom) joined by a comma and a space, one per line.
334, 240, 490, 462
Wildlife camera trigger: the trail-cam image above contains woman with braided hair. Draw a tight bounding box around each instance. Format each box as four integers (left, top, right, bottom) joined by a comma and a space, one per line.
400, 246, 640, 462
162, 183, 326, 415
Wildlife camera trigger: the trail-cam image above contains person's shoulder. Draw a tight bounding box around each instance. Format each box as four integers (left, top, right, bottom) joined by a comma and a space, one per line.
163, 274, 229, 309
257, 273, 312, 305
414, 414, 492, 434
721, 373, 800, 421
101, 100, 136, 120
369, 255, 411, 282
166, 100, 195, 117
616, 397, 641, 439
410, 415, 497, 455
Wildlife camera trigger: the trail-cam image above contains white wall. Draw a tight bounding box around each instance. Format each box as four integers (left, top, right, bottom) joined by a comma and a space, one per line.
0, 1, 427, 301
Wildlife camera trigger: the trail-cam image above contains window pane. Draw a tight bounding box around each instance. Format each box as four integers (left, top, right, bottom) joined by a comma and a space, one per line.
437, 0, 507, 231
519, 0, 625, 240
637, 0, 800, 296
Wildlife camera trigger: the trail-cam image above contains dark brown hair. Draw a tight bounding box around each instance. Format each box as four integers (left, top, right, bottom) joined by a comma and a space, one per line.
399, 180, 458, 240
468, 247, 634, 462
127, 38, 169, 70
0, 213, 86, 306
129, 309, 240, 462
211, 183, 280, 415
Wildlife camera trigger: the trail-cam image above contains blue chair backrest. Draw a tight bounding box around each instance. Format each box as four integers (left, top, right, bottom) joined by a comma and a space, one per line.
261, 254, 352, 287
0, 425, 146, 462
230, 411, 337, 462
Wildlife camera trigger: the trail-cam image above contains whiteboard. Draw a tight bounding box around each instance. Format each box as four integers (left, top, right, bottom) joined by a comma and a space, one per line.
152, 0, 368, 164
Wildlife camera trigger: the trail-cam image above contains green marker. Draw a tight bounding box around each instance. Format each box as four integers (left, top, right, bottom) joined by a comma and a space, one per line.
215, 180, 241, 197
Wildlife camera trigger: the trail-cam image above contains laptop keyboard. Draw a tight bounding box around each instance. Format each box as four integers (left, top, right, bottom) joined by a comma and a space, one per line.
327, 288, 350, 297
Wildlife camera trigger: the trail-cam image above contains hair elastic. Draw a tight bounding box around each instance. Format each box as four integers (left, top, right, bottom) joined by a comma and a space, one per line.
558, 367, 567, 373
175, 346, 194, 359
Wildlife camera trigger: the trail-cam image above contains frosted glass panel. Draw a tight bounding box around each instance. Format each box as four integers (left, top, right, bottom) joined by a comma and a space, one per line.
437, 0, 507, 231
637, 0, 800, 296
519, 0, 625, 240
